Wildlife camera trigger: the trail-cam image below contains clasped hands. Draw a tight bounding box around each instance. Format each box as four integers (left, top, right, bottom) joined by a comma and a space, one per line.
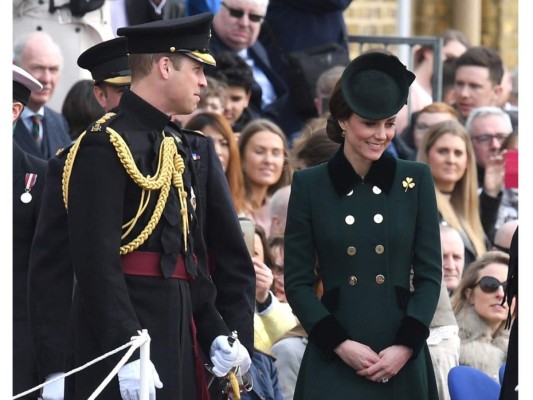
334, 340, 412, 384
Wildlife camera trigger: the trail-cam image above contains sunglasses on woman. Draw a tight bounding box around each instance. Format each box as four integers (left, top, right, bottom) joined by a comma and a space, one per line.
222, 2, 265, 23
474, 276, 507, 293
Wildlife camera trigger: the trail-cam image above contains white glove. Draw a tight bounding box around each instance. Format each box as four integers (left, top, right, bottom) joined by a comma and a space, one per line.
209, 335, 251, 377
118, 360, 163, 400
42, 372, 65, 400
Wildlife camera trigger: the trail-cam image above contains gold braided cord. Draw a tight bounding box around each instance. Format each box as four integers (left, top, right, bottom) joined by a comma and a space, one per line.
62, 130, 87, 210
61, 113, 190, 256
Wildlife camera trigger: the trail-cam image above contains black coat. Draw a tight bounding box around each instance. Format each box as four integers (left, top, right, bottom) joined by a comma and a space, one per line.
184, 131, 255, 355
28, 120, 256, 398
61, 90, 229, 399
208, 30, 288, 125
13, 141, 47, 398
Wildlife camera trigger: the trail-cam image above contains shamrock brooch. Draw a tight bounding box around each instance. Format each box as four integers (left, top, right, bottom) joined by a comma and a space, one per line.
402, 177, 415, 192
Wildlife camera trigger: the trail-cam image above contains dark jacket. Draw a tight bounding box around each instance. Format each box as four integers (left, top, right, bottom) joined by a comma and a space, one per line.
184, 131, 256, 355
208, 29, 288, 125
28, 121, 255, 393
241, 350, 284, 400
62, 89, 228, 399
13, 106, 72, 160
13, 141, 47, 398
284, 148, 441, 399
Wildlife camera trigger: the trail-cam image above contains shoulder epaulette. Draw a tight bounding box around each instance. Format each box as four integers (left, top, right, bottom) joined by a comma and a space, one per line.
182, 128, 205, 137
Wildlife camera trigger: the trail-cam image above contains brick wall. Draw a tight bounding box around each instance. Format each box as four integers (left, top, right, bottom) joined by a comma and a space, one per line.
343, 0, 518, 69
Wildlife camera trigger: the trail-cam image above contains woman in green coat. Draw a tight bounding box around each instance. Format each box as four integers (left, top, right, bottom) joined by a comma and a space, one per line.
284, 51, 442, 399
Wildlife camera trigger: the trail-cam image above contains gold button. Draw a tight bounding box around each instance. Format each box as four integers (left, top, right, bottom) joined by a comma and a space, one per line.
347, 246, 356, 256
345, 215, 355, 225
348, 276, 358, 285
373, 186, 382, 194
375, 245, 385, 254
374, 214, 383, 223
347, 190, 354, 196
376, 274, 385, 284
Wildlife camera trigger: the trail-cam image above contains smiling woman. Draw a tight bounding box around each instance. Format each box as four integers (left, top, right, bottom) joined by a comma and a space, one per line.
417, 120, 488, 266
451, 250, 512, 381
238, 118, 292, 236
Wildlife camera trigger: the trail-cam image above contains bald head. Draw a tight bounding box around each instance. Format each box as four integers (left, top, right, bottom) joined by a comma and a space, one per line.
269, 185, 291, 238
493, 219, 518, 253
13, 31, 63, 111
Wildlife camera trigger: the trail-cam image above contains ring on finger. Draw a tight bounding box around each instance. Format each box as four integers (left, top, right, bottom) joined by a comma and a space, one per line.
380, 377, 389, 383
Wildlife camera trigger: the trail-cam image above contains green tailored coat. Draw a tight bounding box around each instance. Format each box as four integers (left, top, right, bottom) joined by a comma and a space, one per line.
284, 147, 441, 399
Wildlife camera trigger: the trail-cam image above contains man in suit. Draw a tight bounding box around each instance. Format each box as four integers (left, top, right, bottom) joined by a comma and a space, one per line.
209, 0, 287, 123
13, 31, 72, 159
12, 64, 47, 399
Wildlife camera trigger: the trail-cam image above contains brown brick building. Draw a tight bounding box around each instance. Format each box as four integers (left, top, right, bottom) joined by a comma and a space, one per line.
343, 0, 518, 69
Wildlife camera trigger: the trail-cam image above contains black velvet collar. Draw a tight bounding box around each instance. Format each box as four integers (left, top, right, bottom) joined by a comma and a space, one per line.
327, 143, 397, 196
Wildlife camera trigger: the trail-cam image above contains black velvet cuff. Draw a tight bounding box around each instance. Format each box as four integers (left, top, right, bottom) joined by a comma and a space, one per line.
393, 316, 429, 358
256, 292, 273, 313
308, 314, 350, 357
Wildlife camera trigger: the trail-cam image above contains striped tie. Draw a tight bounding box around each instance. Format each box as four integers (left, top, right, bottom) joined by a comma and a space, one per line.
31, 114, 43, 151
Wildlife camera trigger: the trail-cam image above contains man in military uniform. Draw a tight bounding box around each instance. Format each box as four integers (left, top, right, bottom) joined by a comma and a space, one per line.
77, 36, 132, 113
29, 24, 255, 400
28, 36, 133, 400
13, 64, 46, 399
37, 13, 250, 400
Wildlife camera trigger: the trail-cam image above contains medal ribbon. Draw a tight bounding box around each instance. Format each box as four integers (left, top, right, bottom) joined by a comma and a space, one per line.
24, 173, 38, 193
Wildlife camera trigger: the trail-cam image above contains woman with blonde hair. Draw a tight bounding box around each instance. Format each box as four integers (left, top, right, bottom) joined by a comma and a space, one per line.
417, 119, 487, 265
451, 250, 512, 381
185, 111, 246, 214
239, 118, 293, 236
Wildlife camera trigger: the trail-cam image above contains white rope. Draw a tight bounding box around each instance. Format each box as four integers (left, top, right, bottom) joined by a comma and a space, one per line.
13, 330, 151, 400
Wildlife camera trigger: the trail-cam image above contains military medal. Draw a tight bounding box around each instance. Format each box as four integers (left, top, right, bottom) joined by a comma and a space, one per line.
21, 173, 37, 203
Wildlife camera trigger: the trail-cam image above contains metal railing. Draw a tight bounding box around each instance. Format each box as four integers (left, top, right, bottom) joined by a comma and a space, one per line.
347, 35, 444, 103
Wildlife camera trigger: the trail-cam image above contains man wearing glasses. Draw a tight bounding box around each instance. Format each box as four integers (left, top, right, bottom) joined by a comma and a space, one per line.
465, 106, 515, 243
210, 0, 287, 122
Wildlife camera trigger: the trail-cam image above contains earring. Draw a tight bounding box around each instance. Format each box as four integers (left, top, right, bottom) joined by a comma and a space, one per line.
341, 131, 346, 138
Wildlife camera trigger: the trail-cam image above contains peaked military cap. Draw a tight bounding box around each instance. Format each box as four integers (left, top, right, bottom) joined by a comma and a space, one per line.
77, 37, 131, 87
13, 64, 43, 106
341, 51, 415, 120
117, 12, 216, 66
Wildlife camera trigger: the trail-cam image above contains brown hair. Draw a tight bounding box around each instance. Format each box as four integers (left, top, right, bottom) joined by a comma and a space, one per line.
417, 120, 487, 257
185, 112, 246, 213
239, 119, 293, 203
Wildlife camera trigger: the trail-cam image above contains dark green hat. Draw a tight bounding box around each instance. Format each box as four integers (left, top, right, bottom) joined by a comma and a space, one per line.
77, 37, 131, 87
340, 52, 415, 120
117, 12, 216, 66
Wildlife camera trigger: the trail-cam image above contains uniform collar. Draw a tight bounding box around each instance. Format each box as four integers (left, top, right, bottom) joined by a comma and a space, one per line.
327, 143, 396, 196
119, 89, 171, 133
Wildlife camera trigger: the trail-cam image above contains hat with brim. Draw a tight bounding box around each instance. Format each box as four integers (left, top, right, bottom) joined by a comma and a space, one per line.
341, 52, 415, 120
13, 65, 43, 106
77, 37, 131, 87
117, 12, 216, 66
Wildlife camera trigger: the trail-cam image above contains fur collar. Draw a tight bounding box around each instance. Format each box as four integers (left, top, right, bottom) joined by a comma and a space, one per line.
455, 306, 509, 380
327, 144, 397, 196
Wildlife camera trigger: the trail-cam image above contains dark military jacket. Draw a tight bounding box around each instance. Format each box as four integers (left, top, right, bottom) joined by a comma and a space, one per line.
61, 89, 228, 400
13, 141, 47, 398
